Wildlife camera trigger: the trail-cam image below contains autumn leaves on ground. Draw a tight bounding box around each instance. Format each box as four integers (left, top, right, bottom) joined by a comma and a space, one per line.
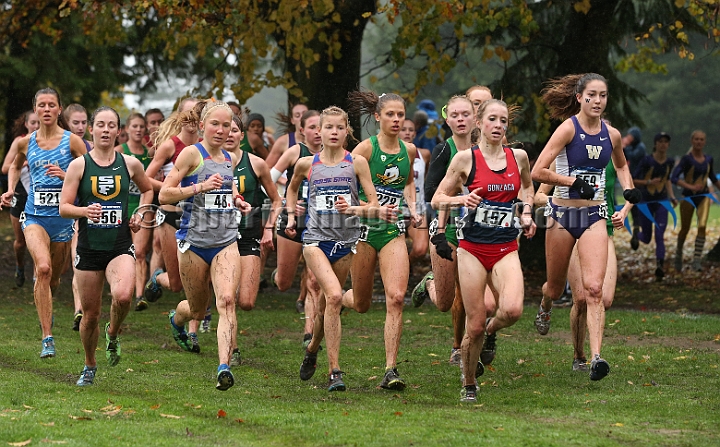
0, 214, 718, 447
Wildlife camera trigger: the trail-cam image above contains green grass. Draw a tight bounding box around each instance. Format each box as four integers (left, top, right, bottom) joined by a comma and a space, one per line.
0, 283, 718, 447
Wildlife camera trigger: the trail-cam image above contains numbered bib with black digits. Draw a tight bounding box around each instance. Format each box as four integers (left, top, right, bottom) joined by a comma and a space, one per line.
205, 189, 234, 212
128, 181, 141, 196
474, 201, 514, 228
88, 201, 123, 229
570, 166, 603, 191
34, 186, 61, 207
375, 185, 403, 207
316, 185, 351, 214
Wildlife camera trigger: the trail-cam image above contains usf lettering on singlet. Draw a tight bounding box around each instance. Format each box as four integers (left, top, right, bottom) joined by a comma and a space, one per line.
234, 150, 263, 238
77, 153, 132, 251
303, 151, 361, 245
358, 135, 411, 230
554, 115, 612, 202
458, 147, 521, 244
121, 143, 151, 213
25, 130, 73, 216
176, 143, 237, 248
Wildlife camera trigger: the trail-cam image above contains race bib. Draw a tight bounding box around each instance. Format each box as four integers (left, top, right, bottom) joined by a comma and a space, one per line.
375, 185, 403, 207
204, 189, 233, 212
316, 185, 351, 214
570, 166, 603, 190
474, 201, 514, 228
128, 181, 141, 196
301, 181, 309, 200
34, 186, 61, 207
177, 239, 190, 253
88, 202, 123, 229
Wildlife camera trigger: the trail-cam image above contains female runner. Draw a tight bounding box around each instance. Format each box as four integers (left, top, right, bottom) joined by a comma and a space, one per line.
64, 104, 93, 151
143, 98, 199, 303
114, 113, 154, 310
223, 114, 282, 365
288, 106, 380, 391
266, 103, 309, 167
342, 91, 421, 391
1, 87, 87, 358
531, 73, 640, 381
631, 132, 677, 279
240, 113, 270, 159
2, 111, 40, 286
161, 100, 250, 391
670, 130, 720, 271
400, 118, 430, 262
60, 106, 153, 385
270, 110, 323, 345
433, 99, 535, 402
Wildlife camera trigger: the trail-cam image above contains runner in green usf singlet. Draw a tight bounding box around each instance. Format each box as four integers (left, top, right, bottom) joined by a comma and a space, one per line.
121, 142, 151, 214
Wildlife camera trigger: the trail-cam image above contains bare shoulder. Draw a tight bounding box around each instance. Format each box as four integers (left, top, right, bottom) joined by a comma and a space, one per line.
353, 139, 373, 159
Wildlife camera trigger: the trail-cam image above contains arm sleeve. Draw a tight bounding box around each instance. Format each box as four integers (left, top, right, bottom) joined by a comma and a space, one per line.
424, 141, 451, 201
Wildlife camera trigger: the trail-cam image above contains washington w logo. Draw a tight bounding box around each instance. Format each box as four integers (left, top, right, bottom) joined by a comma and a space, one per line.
91, 175, 121, 200
585, 145, 602, 160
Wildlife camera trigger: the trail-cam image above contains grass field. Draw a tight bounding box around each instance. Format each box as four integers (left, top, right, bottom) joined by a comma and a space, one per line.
0, 208, 719, 446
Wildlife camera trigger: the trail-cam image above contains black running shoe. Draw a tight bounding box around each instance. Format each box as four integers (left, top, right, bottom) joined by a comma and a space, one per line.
480, 318, 497, 365
300, 349, 318, 380
188, 332, 200, 353
590, 355, 610, 381
379, 367, 406, 391
460, 384, 477, 403
327, 369, 346, 391
216, 366, 234, 391
14, 267, 25, 287
72, 311, 83, 332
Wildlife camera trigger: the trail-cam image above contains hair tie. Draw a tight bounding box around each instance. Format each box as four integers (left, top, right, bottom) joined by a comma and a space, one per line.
379, 93, 386, 98
441, 105, 447, 119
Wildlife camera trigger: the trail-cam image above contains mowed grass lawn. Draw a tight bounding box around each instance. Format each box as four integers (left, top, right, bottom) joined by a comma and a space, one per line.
0, 282, 718, 447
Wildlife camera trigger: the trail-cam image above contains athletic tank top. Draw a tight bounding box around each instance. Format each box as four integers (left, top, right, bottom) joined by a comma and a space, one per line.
176, 143, 237, 248
170, 136, 186, 164
359, 136, 411, 207
285, 143, 313, 202
459, 147, 521, 244
234, 150, 262, 237
634, 154, 675, 201
122, 143, 151, 212
303, 151, 361, 245
25, 130, 73, 217
288, 131, 296, 148
76, 153, 132, 251
83, 140, 92, 152
671, 154, 716, 197
413, 151, 426, 205
553, 115, 612, 201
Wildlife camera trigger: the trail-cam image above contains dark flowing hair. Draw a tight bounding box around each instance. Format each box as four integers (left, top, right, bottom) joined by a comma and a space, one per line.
541, 73, 608, 121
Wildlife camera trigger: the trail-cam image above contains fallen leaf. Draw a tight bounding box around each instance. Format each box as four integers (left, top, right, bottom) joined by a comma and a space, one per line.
418, 312, 426, 315
99, 405, 121, 412
357, 336, 370, 339
143, 359, 159, 364
160, 414, 182, 419
8, 439, 31, 446
628, 356, 635, 361
673, 356, 687, 360
394, 412, 402, 416
39, 422, 54, 427
103, 409, 122, 417
125, 368, 134, 372
628, 381, 634, 385
235, 419, 244, 423
613, 423, 624, 427
23, 405, 34, 410
68, 415, 92, 420
486, 365, 496, 372
517, 359, 525, 364
368, 376, 377, 381
270, 396, 281, 399
217, 409, 227, 418
428, 353, 438, 357
150, 404, 161, 410
431, 361, 441, 365
81, 410, 92, 414
495, 427, 504, 431
40, 440, 67, 444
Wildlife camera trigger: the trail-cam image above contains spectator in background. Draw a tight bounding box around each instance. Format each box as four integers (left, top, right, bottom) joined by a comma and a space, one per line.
413, 100, 443, 151
623, 126, 647, 242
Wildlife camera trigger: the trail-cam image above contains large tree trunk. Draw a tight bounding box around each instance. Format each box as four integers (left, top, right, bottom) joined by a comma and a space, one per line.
285, 0, 376, 139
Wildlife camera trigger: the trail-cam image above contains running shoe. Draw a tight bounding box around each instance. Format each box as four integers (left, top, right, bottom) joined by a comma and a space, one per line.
302, 333, 312, 349
460, 384, 477, 403
270, 268, 278, 288
674, 253, 683, 272
572, 357, 588, 372
14, 267, 25, 287
134, 297, 148, 312
300, 349, 318, 381
216, 364, 235, 391
589, 355, 610, 381
72, 311, 83, 331
230, 348, 241, 367
105, 322, 121, 366
554, 295, 572, 308
480, 318, 497, 365
259, 276, 268, 290
76, 365, 97, 387
655, 259, 665, 281
534, 304, 552, 335
40, 336, 55, 358
327, 369, 346, 391
630, 229, 639, 251
379, 367, 406, 391
449, 348, 461, 366
200, 312, 211, 333
475, 361, 485, 378
296, 299, 305, 314
188, 332, 200, 354
144, 268, 164, 302
168, 310, 191, 352
692, 257, 703, 272
411, 271, 433, 307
